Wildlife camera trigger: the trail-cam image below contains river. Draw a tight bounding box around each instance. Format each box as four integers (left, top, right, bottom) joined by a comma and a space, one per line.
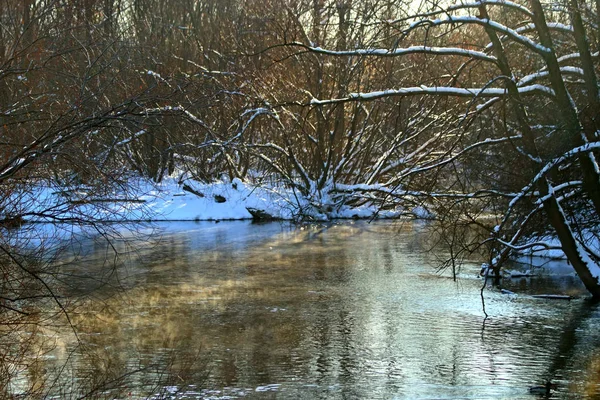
8, 220, 600, 399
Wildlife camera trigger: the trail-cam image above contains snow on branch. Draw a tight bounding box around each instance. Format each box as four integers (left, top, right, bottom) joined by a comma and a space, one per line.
332, 182, 519, 200
399, 189, 519, 199
310, 85, 555, 105
514, 22, 574, 35
288, 42, 498, 64
225, 107, 271, 145
474, 67, 582, 113
398, 135, 523, 179
449, 0, 532, 16
518, 66, 584, 86
406, 16, 550, 55
113, 129, 148, 147
0, 158, 27, 181
391, 0, 533, 22
480, 22, 575, 55
495, 239, 563, 252
141, 105, 211, 130
505, 142, 600, 218
146, 70, 172, 88
556, 51, 600, 65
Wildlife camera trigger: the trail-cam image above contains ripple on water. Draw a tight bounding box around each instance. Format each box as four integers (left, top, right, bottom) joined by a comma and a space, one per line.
28, 221, 600, 399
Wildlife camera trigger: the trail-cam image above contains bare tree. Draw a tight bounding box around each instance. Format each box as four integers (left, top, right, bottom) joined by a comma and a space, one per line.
281, 0, 600, 295
0, 0, 223, 395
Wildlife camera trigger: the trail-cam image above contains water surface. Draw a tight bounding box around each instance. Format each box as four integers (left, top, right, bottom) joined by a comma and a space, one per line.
16, 221, 600, 398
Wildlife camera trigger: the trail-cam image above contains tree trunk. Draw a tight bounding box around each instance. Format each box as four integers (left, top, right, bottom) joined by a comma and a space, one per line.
529, 0, 600, 216
480, 4, 600, 296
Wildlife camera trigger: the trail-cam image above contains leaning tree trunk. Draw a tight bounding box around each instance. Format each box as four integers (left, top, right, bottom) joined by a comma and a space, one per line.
480, 3, 600, 297
529, 0, 600, 216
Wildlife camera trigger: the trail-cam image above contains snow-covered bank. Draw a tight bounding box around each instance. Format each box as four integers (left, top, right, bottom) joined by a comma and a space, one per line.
11, 174, 598, 276
16, 175, 406, 223
131, 177, 293, 221
515, 234, 600, 261
480, 239, 599, 279
126, 176, 406, 221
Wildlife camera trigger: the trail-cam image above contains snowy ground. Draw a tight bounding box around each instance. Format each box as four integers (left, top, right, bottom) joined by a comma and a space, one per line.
129, 176, 406, 221
17, 174, 404, 223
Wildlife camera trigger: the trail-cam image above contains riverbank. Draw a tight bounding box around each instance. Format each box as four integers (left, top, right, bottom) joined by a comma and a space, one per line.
20, 174, 407, 223
10, 173, 596, 262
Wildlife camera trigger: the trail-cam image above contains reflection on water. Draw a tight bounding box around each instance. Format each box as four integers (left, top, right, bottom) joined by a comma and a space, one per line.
7, 220, 600, 398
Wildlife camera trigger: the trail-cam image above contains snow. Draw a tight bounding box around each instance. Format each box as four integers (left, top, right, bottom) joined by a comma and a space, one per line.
513, 188, 600, 281
114, 129, 147, 147
8, 173, 405, 223
311, 85, 554, 105
517, 237, 566, 258
300, 44, 497, 63
447, 0, 533, 16
531, 294, 573, 300
518, 66, 584, 86
412, 206, 435, 219
119, 176, 296, 221
146, 70, 172, 88
407, 16, 551, 54
504, 142, 600, 219
577, 239, 600, 280
515, 22, 573, 34
0, 157, 26, 177
255, 384, 281, 392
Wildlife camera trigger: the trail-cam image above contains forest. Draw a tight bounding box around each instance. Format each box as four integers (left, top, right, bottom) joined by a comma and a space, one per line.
1, 0, 600, 396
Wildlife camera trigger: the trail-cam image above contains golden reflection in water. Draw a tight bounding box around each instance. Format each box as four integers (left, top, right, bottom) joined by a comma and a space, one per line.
16, 223, 400, 396
580, 350, 600, 397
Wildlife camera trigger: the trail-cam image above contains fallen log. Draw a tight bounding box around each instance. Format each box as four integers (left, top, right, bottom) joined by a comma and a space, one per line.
246, 207, 276, 221
182, 183, 204, 198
